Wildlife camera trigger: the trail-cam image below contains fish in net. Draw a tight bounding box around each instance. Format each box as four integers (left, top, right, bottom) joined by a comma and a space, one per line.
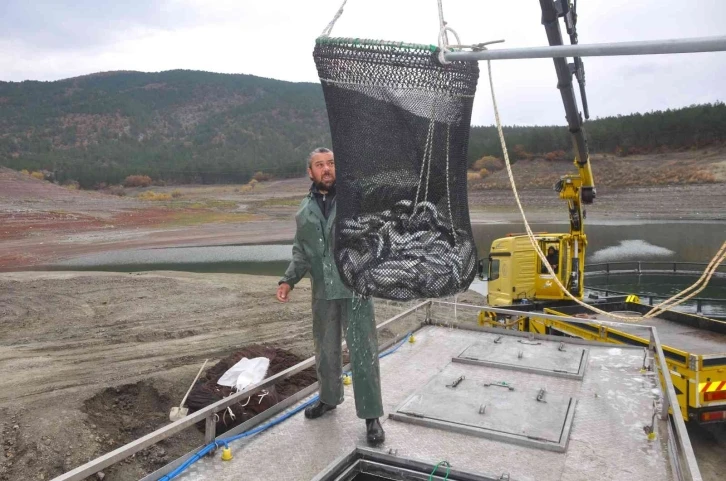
313, 37, 480, 301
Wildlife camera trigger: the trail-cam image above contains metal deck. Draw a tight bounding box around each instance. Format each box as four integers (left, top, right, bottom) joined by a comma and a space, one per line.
173, 325, 676, 481
606, 314, 726, 355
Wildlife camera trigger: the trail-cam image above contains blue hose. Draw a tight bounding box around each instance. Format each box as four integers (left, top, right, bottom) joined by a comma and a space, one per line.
159, 332, 411, 480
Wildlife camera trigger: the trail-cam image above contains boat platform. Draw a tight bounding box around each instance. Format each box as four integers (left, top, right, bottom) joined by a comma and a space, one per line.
56, 301, 702, 481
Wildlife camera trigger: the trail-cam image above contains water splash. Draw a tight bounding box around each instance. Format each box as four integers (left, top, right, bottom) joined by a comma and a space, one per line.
590, 240, 674, 263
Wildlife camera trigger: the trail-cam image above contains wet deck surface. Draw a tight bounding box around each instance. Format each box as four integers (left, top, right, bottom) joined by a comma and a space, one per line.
174, 326, 677, 481
599, 312, 726, 354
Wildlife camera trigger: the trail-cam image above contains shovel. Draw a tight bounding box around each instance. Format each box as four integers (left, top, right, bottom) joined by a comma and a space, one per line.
170, 359, 208, 422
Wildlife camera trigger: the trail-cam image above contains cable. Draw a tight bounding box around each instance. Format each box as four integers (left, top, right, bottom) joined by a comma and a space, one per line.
428, 460, 451, 480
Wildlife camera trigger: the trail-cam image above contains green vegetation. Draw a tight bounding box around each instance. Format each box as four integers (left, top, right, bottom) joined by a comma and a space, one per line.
0, 70, 330, 187
1, 69, 724, 188
468, 102, 726, 162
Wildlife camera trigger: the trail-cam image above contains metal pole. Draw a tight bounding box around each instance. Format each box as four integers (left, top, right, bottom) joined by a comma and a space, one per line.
445, 36, 726, 61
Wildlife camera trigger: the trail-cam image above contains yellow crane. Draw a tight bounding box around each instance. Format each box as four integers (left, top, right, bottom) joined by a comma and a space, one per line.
485, 0, 595, 307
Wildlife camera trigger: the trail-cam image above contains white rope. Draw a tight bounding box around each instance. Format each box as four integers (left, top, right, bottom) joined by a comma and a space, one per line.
445, 124, 458, 246
644, 243, 726, 317
321, 0, 349, 37
414, 114, 436, 209
485, 58, 726, 322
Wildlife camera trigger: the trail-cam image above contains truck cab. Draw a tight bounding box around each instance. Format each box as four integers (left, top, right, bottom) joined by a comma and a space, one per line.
486, 233, 584, 306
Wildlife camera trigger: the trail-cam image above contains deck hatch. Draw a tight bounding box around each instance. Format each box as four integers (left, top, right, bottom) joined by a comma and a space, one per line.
452, 339, 589, 380
390, 365, 577, 452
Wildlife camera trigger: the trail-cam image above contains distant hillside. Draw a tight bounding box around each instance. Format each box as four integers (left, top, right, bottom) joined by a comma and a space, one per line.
0, 70, 330, 187
1, 69, 725, 188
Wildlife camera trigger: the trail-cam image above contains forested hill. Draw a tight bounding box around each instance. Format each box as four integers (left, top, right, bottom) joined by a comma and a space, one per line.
0, 69, 724, 187
0, 70, 331, 187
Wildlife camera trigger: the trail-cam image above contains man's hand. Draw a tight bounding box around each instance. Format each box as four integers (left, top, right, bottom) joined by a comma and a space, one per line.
276, 283, 292, 303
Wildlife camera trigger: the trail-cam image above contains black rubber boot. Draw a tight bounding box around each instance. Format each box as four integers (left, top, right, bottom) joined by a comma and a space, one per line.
366, 418, 385, 445
304, 400, 337, 419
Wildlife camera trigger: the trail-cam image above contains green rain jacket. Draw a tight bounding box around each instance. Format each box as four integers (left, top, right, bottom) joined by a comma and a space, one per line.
279, 189, 353, 300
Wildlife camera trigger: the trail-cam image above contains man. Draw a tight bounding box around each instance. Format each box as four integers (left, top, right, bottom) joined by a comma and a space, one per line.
546, 246, 559, 274
276, 147, 385, 445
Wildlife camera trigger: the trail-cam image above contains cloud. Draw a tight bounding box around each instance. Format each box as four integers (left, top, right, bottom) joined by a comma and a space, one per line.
0, 0, 724, 126
0, 0, 198, 50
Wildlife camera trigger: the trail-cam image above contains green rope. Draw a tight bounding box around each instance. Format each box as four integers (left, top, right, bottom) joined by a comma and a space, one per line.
316, 36, 438, 53
428, 460, 451, 480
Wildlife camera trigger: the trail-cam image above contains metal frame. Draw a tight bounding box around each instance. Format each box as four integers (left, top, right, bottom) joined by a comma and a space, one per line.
445, 36, 726, 61
311, 447, 504, 481
452, 346, 589, 380
53, 299, 702, 481
52, 301, 431, 481
430, 300, 702, 481
390, 392, 577, 453
650, 327, 702, 481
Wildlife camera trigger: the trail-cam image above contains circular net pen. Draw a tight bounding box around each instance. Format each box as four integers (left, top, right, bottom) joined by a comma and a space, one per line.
313, 38, 480, 301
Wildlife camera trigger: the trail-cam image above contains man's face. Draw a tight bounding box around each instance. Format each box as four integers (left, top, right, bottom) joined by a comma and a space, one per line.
308, 151, 335, 192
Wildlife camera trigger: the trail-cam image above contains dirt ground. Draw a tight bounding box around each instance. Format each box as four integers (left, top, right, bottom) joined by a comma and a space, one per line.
0, 271, 414, 481
1, 163, 725, 480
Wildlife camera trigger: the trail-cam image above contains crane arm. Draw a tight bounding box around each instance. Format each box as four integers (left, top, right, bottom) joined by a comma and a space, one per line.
539, 0, 596, 208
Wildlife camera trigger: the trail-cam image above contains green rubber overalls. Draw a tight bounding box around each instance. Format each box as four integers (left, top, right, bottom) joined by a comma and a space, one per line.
279, 190, 383, 419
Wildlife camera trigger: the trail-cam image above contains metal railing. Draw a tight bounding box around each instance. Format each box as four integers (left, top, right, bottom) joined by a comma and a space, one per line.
586, 288, 726, 317
585, 261, 726, 277
53, 301, 431, 481
52, 299, 702, 481
445, 36, 726, 61
584, 261, 726, 318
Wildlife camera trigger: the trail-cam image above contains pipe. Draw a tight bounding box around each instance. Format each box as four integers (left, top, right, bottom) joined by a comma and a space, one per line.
444, 36, 726, 61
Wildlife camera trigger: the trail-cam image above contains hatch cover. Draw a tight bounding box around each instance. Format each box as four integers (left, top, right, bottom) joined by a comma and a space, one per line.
390, 365, 577, 452
453, 338, 589, 380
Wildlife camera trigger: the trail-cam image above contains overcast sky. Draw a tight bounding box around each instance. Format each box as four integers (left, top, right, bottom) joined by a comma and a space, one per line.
1, 0, 724, 126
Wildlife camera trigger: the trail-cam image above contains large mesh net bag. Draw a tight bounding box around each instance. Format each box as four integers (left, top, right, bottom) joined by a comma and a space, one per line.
313, 37, 480, 301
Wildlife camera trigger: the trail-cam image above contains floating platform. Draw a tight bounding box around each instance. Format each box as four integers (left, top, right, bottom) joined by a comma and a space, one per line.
161, 302, 700, 481
57, 301, 701, 481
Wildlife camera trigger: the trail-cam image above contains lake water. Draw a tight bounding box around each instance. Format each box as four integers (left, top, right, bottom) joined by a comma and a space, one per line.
48, 220, 726, 312
53, 220, 725, 275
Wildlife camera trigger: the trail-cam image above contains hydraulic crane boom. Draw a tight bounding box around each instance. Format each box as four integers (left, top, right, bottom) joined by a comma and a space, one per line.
539, 0, 596, 293
484, 1, 598, 304
539, 0, 595, 205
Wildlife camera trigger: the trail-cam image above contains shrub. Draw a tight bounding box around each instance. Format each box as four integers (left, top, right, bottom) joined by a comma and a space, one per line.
252, 171, 271, 182
138, 191, 171, 201
479, 168, 490, 179
63, 180, 80, 190
466, 171, 480, 181
473, 156, 503, 172
544, 150, 568, 162
20, 169, 30, 175
123, 175, 153, 187
512, 145, 532, 161
30, 171, 45, 180
171, 190, 183, 198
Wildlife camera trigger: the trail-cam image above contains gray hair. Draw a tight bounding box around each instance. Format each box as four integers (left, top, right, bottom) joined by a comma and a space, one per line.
308, 147, 332, 168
